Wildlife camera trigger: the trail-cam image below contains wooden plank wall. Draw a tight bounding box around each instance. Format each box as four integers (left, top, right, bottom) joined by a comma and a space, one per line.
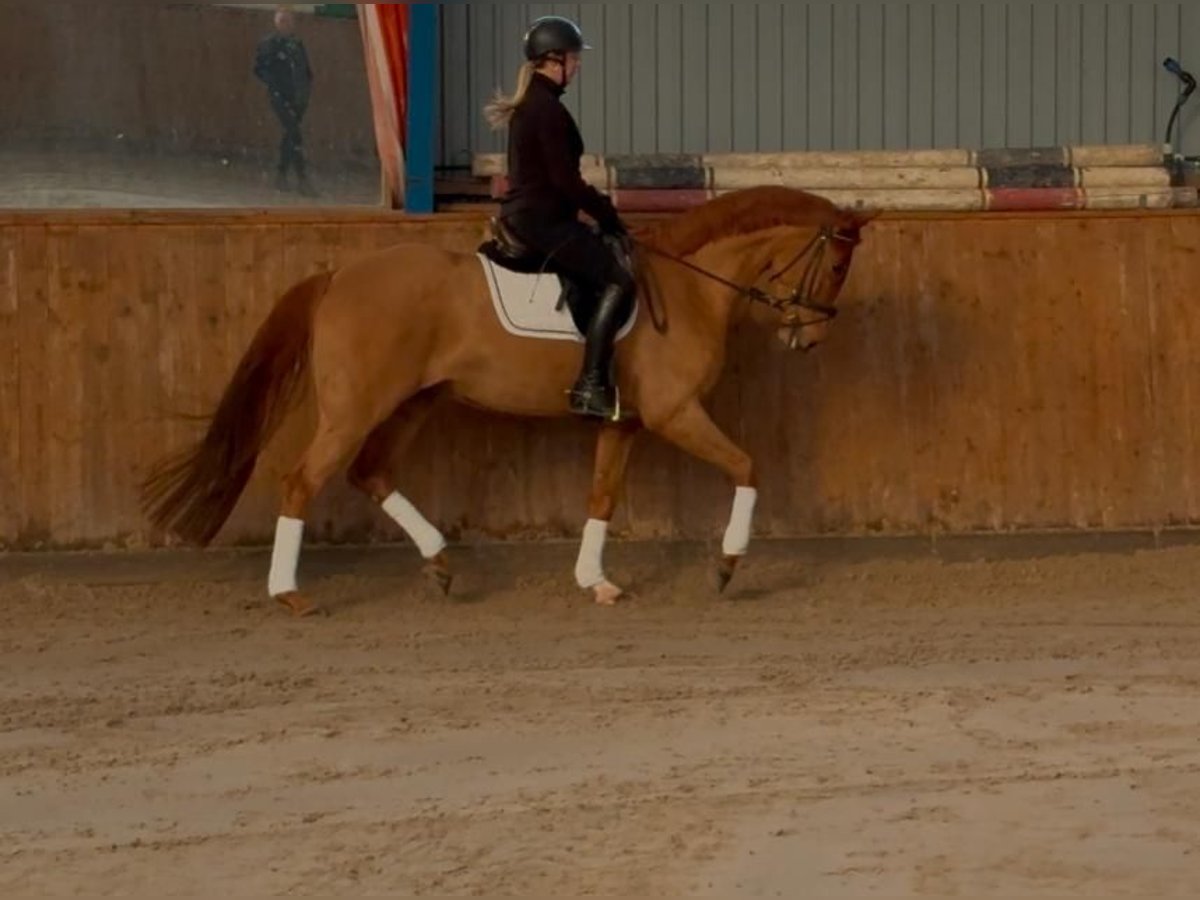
3, 208, 1200, 550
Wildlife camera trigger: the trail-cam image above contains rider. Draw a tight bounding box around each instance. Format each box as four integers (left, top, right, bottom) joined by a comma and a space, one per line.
485, 16, 634, 420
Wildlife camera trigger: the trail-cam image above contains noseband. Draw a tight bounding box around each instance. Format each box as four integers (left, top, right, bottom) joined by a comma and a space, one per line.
636, 224, 857, 328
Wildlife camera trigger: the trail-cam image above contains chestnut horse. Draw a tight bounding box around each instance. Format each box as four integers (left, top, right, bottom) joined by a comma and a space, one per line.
141, 186, 873, 615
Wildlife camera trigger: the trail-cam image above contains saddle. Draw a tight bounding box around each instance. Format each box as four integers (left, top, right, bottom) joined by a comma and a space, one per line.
478, 218, 638, 336
478, 216, 590, 331
480, 216, 543, 272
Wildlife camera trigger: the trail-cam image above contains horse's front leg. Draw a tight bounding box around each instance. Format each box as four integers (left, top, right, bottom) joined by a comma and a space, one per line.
648, 400, 757, 594
576, 420, 640, 605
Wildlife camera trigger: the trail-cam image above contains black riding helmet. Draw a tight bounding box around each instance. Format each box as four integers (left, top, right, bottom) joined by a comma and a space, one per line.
523, 15, 592, 61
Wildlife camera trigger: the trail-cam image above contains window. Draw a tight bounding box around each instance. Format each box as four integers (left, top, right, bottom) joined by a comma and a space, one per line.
0, 4, 380, 209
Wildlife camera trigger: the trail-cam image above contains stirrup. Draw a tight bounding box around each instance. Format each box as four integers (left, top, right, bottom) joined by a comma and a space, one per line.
567, 384, 626, 423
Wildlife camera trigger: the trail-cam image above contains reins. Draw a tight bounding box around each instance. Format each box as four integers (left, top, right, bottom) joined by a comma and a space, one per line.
630, 224, 856, 327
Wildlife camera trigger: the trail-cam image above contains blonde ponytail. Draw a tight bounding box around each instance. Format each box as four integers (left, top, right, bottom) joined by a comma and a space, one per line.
484, 62, 537, 130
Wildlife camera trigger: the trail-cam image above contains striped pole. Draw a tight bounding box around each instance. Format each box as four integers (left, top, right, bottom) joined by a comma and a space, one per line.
473, 143, 1170, 177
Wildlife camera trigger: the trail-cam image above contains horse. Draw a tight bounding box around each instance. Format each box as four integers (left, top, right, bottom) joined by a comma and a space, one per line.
140, 185, 875, 616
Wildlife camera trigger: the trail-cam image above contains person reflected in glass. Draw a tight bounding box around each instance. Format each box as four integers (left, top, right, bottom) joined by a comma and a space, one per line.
255, 6, 317, 197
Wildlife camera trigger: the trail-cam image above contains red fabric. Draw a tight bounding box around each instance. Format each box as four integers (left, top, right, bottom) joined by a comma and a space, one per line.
376, 4, 410, 148
359, 4, 411, 207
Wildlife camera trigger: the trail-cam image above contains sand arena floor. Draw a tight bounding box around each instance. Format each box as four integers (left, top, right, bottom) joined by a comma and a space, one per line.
2, 538, 1200, 895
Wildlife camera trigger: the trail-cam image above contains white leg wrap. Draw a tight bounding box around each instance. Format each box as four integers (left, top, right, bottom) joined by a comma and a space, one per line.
382, 491, 447, 559
575, 519, 609, 589
268, 516, 304, 596
722, 487, 758, 557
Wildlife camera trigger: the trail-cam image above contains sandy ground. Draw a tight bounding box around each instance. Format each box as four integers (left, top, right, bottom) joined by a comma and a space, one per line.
2, 538, 1200, 896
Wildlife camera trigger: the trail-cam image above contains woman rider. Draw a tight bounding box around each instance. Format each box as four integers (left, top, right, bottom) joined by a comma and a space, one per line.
485, 16, 634, 420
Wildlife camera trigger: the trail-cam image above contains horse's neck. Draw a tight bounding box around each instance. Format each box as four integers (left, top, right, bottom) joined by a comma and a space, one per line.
678, 231, 778, 320
697, 230, 776, 279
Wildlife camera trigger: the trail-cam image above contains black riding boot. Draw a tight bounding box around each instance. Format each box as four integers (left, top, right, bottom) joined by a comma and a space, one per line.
569, 282, 627, 419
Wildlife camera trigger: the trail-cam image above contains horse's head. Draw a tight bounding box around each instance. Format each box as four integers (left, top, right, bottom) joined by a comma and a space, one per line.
638, 187, 876, 350
753, 208, 876, 352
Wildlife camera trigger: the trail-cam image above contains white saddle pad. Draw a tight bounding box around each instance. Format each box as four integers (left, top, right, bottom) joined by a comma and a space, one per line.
478, 253, 637, 343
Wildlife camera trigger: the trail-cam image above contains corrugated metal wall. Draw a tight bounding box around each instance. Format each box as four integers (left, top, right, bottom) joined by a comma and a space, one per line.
439, 2, 1200, 168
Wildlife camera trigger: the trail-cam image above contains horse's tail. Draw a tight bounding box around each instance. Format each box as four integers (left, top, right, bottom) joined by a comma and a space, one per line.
140, 270, 333, 547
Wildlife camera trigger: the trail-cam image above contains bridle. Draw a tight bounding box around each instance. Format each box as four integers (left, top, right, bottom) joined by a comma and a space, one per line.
633, 223, 858, 328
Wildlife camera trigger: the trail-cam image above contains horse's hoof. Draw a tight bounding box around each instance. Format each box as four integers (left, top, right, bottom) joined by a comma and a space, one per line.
275, 592, 324, 618
714, 556, 739, 595
593, 581, 624, 607
423, 553, 453, 596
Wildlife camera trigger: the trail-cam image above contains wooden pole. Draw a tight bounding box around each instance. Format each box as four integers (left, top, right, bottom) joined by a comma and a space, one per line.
472, 143, 1169, 177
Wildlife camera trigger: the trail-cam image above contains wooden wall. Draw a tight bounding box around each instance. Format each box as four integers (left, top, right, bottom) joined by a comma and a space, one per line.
0, 4, 376, 167
3, 207, 1200, 550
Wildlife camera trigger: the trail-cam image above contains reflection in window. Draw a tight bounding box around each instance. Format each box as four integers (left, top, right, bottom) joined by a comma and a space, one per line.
0, 3, 380, 208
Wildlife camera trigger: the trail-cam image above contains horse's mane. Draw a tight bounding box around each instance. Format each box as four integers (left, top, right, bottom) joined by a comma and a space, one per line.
638, 186, 849, 256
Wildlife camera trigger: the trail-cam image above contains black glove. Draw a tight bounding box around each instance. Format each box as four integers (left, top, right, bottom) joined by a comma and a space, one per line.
603, 214, 628, 237
593, 196, 626, 237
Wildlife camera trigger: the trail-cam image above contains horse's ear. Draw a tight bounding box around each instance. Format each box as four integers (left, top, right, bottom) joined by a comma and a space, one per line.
835, 208, 879, 243
851, 209, 881, 230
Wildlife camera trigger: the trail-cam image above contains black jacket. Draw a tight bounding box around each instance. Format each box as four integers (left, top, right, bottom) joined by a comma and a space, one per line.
500, 73, 621, 232
255, 33, 313, 109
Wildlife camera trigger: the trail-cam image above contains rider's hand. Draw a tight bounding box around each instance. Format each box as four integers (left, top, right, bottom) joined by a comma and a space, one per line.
604, 216, 629, 238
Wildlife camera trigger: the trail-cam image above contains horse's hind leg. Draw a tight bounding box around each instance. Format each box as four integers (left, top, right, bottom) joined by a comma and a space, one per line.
272, 416, 373, 617
347, 389, 451, 594
576, 421, 640, 606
